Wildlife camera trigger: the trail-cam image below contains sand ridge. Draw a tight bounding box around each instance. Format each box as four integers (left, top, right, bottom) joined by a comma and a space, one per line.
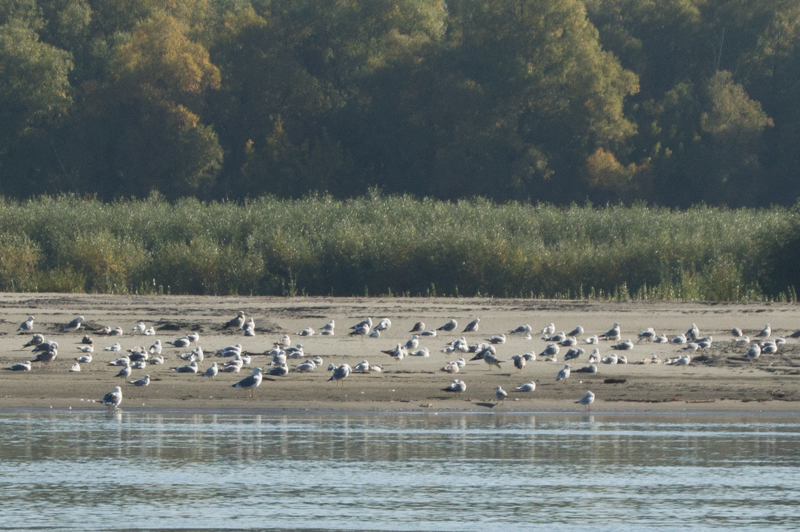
0, 294, 799, 413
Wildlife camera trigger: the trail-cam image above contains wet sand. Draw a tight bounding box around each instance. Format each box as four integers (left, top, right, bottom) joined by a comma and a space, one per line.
0, 294, 798, 413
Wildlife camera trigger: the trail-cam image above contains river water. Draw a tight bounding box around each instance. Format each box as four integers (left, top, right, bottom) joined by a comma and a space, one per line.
0, 411, 798, 531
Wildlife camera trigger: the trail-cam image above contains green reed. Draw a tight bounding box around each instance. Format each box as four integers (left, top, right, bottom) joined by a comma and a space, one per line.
0, 193, 796, 301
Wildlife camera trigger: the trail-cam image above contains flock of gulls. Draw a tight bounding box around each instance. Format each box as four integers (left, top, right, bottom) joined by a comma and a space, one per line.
4, 312, 800, 413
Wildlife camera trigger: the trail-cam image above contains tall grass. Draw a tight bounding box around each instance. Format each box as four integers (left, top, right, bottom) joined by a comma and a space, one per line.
0, 193, 797, 301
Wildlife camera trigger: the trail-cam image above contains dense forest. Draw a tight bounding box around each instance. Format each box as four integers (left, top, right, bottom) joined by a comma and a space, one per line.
1, 0, 797, 207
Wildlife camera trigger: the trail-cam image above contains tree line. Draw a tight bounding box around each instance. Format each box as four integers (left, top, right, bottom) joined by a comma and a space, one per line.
1, 0, 797, 207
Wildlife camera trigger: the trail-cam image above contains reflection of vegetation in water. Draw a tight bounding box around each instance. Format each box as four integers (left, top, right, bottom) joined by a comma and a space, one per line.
0, 195, 797, 301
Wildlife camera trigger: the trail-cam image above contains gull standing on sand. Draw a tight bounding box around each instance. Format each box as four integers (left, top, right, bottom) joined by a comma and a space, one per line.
556, 364, 571, 382
463, 318, 480, 333
564, 348, 584, 362
149, 340, 162, 355
62, 316, 84, 333
201, 362, 219, 378
576, 391, 595, 411
756, 324, 771, 339
17, 316, 34, 333
541, 323, 556, 336
496, 386, 508, 402
232, 367, 263, 398
132, 322, 147, 335
511, 354, 526, 372
515, 381, 536, 392
329, 364, 352, 386
437, 319, 458, 334
599, 323, 621, 341
115, 363, 132, 379
101, 386, 123, 411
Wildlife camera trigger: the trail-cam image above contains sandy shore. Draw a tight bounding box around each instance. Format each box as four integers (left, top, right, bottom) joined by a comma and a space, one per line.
0, 293, 799, 413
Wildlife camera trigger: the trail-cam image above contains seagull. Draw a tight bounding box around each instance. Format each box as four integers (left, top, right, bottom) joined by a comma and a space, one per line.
349, 323, 370, 338
495, 386, 508, 402
588, 349, 600, 364
224, 311, 246, 330
599, 323, 621, 341
101, 386, 123, 411
132, 322, 147, 335
169, 337, 191, 348
5, 361, 32, 371
410, 321, 425, 333
296, 360, 317, 372
115, 363, 132, 379
232, 367, 263, 398
150, 355, 165, 365
149, 340, 162, 355
80, 335, 93, 345
321, 319, 335, 333
374, 318, 392, 332
487, 334, 506, 345
511, 354, 526, 372
540, 343, 560, 358
746, 344, 762, 361
329, 364, 352, 386
62, 316, 84, 333
612, 339, 634, 350
130, 375, 150, 386
654, 334, 669, 343
637, 328, 656, 343
187, 332, 200, 343
368, 329, 381, 338
671, 334, 687, 344
441, 362, 459, 373
108, 353, 128, 364
104, 343, 122, 352
601, 353, 618, 364
201, 362, 219, 378
732, 327, 743, 337
564, 348, 584, 361
22, 334, 45, 348
756, 324, 771, 339
483, 352, 503, 369
17, 316, 34, 333
32, 341, 58, 353
556, 364, 571, 382
297, 327, 315, 337
410, 348, 430, 357
510, 324, 532, 335
576, 391, 595, 411
443, 379, 466, 395
437, 319, 458, 334
404, 335, 420, 350
76, 353, 92, 363
131, 360, 146, 370
574, 364, 598, 374
567, 326, 585, 337
463, 318, 480, 333
109, 327, 124, 336
585, 335, 599, 345
144, 327, 155, 336
265, 364, 289, 377
77, 345, 94, 353
686, 323, 700, 341
541, 323, 556, 336
515, 381, 536, 392
171, 361, 199, 373
31, 348, 58, 364
420, 329, 438, 337
353, 360, 370, 373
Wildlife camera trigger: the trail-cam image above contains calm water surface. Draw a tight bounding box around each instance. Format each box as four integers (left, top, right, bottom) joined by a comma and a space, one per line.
1, 411, 799, 531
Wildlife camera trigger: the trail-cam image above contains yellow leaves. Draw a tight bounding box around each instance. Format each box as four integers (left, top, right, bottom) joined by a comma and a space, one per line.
114, 11, 220, 103
585, 148, 646, 192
